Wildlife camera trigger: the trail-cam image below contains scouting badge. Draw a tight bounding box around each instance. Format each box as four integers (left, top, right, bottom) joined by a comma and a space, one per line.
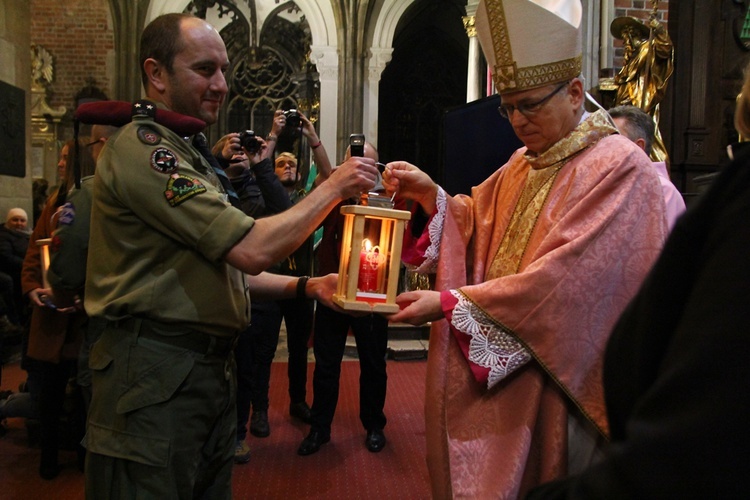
164, 173, 207, 207
138, 126, 161, 146
58, 202, 76, 226
150, 147, 179, 174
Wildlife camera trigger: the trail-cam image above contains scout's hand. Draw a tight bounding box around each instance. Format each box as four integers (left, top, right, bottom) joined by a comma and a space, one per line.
306, 274, 339, 309
327, 157, 379, 200
387, 290, 443, 325
384, 161, 438, 214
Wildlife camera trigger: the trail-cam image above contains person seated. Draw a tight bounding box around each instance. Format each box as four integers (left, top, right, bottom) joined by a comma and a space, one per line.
0, 208, 31, 327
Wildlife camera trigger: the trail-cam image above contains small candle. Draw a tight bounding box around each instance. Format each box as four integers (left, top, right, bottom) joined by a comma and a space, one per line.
357, 239, 380, 292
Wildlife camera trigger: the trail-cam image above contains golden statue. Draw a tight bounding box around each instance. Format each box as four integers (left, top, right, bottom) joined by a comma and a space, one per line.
611, 4, 674, 163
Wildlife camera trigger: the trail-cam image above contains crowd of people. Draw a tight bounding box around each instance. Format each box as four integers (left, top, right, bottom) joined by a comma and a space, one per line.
1, 0, 749, 497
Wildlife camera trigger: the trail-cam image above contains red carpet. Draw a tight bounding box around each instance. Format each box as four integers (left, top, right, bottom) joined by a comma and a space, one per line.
0, 359, 430, 499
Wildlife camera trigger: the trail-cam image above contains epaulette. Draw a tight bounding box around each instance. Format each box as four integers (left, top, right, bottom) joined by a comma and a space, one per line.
71, 100, 206, 190
74, 99, 206, 136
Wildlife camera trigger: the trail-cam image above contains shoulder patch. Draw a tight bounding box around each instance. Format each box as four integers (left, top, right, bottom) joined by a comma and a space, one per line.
137, 125, 162, 146
150, 147, 179, 174
58, 202, 76, 226
164, 173, 207, 207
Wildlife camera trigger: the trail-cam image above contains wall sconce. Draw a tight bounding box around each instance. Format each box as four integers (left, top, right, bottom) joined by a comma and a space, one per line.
333, 197, 411, 313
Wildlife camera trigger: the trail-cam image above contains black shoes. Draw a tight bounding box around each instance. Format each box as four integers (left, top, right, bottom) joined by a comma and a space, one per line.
297, 430, 330, 456
289, 401, 312, 424
365, 429, 386, 453
39, 449, 60, 480
250, 410, 270, 438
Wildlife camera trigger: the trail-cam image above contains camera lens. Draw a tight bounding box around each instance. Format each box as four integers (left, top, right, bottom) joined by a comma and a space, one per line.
285, 110, 301, 129
239, 130, 261, 154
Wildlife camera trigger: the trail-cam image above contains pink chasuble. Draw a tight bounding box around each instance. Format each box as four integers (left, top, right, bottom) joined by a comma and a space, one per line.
408, 110, 669, 499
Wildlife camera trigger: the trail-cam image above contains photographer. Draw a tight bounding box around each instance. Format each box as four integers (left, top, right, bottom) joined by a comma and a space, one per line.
233, 108, 333, 463
212, 127, 290, 219
270, 108, 333, 184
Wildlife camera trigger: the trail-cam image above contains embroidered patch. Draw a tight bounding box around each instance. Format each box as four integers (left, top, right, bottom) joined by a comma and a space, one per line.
150, 147, 179, 174
58, 202, 76, 226
137, 126, 161, 146
164, 173, 206, 207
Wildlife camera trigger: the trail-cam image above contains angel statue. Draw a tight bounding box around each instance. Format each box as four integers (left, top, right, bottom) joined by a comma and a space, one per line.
611, 6, 674, 163
31, 44, 55, 89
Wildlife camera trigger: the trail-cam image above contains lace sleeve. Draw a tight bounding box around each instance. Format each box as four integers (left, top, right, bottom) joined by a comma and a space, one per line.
450, 289, 531, 389
413, 187, 447, 274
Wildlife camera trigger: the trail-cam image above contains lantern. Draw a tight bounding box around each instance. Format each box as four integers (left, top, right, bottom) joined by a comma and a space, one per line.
333, 196, 411, 313
37, 237, 52, 289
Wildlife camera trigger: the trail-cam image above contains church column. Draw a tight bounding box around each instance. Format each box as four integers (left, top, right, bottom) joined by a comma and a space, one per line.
464, 1, 482, 102
310, 45, 340, 159
364, 48, 393, 148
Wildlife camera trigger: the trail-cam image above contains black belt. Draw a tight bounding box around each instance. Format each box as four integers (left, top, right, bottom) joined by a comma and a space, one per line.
108, 318, 237, 358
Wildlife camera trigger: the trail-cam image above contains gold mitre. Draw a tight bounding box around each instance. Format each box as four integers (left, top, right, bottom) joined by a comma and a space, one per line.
475, 0, 583, 94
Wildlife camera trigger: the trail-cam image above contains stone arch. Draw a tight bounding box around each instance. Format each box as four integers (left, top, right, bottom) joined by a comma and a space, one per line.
142, 1, 340, 151
364, 0, 418, 145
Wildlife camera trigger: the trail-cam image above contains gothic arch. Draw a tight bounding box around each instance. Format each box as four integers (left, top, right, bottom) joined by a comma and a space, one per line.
364, 0, 419, 144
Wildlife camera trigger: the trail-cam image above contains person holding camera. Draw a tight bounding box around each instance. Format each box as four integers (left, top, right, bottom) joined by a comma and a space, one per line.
233, 109, 333, 463
297, 140, 391, 457
213, 117, 294, 464
82, 13, 378, 498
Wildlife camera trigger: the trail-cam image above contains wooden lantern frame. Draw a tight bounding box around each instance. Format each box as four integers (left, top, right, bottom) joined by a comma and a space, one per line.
333, 205, 411, 313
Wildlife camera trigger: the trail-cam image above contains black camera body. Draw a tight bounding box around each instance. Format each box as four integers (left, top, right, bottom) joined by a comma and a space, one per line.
239, 130, 262, 154
284, 109, 301, 129
349, 133, 365, 157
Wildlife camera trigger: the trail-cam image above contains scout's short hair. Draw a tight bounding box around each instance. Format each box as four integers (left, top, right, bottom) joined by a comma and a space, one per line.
139, 13, 196, 91
609, 105, 656, 156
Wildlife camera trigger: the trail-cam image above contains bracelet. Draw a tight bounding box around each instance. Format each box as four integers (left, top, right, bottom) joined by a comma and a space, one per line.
266, 134, 277, 142
310, 141, 322, 149
296, 276, 310, 299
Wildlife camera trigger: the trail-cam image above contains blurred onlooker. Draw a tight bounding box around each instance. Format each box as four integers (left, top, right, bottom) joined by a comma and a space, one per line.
0, 208, 31, 327
31, 178, 49, 227
21, 139, 89, 480
609, 104, 686, 230
48, 124, 117, 414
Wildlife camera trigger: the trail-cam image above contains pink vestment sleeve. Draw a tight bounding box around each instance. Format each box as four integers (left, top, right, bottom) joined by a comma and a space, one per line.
402, 206, 436, 268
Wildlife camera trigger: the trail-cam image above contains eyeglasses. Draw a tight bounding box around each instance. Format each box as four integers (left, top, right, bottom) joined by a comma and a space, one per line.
498, 81, 570, 120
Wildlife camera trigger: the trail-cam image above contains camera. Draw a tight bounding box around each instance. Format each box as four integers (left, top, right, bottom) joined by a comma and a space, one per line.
284, 109, 301, 129
239, 130, 262, 154
349, 133, 365, 157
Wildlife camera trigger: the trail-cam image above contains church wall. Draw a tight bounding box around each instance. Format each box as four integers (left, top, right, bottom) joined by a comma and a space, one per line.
30, 0, 114, 139
0, 0, 32, 218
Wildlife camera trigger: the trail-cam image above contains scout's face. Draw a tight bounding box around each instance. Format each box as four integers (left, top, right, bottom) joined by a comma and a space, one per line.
500, 79, 584, 155
161, 18, 229, 124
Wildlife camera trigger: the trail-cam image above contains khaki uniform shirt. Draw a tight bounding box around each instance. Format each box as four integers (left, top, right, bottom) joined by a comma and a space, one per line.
84, 113, 254, 337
